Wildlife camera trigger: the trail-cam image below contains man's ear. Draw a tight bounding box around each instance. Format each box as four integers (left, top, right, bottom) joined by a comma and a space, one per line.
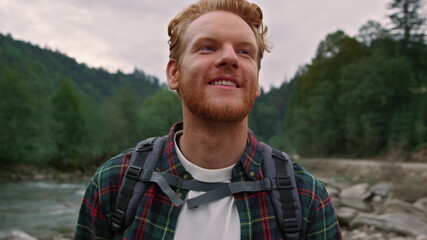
166, 59, 180, 90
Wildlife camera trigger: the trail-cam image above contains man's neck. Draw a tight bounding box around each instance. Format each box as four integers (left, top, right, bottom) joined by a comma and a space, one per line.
179, 116, 248, 169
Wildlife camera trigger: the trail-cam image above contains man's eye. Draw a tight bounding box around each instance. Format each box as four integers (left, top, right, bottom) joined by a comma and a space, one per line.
199, 46, 216, 51
237, 50, 250, 55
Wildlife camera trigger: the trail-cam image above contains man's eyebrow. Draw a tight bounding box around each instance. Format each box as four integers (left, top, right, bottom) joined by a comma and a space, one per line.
191, 36, 257, 49
237, 41, 257, 50
191, 37, 219, 46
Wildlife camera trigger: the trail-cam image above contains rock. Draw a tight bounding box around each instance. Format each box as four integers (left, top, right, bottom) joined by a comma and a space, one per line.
349, 229, 368, 239
380, 231, 409, 240
340, 183, 371, 200
340, 197, 374, 212
336, 207, 359, 226
371, 182, 394, 198
341, 225, 393, 240
414, 198, 427, 214
0, 231, 37, 240
416, 235, 427, 240
382, 199, 427, 221
372, 195, 383, 203
350, 212, 427, 237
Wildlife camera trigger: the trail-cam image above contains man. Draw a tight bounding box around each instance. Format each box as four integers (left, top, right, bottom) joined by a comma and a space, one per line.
75, 0, 341, 239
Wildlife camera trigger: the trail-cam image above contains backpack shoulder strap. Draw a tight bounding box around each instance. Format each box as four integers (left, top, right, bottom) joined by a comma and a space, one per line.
261, 142, 302, 240
111, 136, 167, 239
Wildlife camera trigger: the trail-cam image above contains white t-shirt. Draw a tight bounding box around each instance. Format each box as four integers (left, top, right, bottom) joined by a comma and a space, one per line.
173, 131, 241, 240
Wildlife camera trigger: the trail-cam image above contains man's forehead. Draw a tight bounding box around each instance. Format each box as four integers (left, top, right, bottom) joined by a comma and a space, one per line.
183, 11, 257, 45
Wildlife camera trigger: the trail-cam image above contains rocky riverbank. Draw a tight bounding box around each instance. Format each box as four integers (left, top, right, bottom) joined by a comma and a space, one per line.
327, 179, 427, 240
3, 180, 426, 240
1, 159, 427, 240
309, 158, 427, 240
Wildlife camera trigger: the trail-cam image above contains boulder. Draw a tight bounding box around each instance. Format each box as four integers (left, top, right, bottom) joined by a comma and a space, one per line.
350, 212, 427, 237
340, 183, 371, 200
414, 198, 427, 215
370, 182, 394, 198
382, 199, 427, 221
416, 235, 427, 240
336, 207, 359, 226
340, 197, 373, 212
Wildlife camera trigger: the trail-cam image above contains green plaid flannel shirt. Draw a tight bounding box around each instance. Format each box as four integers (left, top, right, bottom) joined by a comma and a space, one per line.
76, 122, 341, 239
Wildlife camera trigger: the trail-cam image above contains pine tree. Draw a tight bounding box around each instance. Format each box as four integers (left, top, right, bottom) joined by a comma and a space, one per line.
388, 0, 426, 47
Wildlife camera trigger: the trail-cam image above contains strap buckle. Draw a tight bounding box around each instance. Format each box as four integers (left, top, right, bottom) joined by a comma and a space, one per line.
126, 166, 141, 180
276, 177, 293, 189
283, 218, 299, 233
136, 143, 153, 152
272, 150, 287, 161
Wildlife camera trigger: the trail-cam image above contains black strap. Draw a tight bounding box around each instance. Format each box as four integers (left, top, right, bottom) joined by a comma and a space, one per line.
111, 138, 156, 237
272, 149, 300, 240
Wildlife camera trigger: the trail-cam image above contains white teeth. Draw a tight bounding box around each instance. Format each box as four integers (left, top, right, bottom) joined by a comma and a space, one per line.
211, 80, 237, 87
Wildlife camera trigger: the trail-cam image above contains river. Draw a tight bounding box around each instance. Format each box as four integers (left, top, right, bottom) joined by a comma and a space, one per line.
0, 180, 87, 239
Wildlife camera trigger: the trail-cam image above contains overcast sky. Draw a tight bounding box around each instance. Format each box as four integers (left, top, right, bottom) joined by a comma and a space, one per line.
0, 0, 401, 90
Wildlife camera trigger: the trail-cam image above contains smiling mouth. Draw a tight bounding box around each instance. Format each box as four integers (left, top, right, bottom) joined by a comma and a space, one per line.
209, 80, 240, 88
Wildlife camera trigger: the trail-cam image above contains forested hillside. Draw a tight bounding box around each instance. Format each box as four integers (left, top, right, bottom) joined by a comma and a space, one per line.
258, 0, 427, 161
0, 33, 182, 168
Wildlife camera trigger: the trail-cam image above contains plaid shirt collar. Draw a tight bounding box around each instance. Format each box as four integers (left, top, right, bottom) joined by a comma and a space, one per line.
159, 122, 264, 182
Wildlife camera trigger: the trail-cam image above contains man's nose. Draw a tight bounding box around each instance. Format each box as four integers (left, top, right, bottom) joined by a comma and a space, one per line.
215, 45, 239, 69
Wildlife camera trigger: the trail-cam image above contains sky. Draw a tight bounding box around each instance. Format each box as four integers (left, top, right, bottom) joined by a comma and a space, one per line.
0, 0, 398, 91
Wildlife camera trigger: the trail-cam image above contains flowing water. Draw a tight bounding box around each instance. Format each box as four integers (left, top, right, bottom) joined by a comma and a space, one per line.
0, 180, 87, 239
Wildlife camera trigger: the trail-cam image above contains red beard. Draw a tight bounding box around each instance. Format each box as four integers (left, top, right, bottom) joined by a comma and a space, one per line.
179, 79, 257, 122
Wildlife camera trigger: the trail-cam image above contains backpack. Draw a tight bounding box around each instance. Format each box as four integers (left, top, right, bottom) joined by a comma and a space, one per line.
111, 136, 302, 240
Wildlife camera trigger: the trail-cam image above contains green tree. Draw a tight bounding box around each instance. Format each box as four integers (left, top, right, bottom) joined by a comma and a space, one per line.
414, 94, 427, 146
140, 89, 182, 138
101, 85, 144, 154
249, 102, 280, 143
388, 0, 426, 47
388, 106, 417, 151
387, 0, 427, 90
286, 31, 368, 156
0, 70, 54, 164
96, 88, 181, 158
51, 80, 85, 167
338, 53, 413, 155
357, 21, 391, 47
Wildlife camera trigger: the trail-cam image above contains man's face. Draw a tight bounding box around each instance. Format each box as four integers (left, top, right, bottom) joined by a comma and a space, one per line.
167, 11, 261, 122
